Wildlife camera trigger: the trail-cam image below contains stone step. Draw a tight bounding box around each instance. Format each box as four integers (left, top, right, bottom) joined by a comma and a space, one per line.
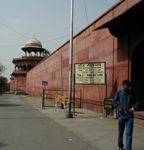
134, 118, 144, 127
134, 112, 144, 127
134, 111, 144, 120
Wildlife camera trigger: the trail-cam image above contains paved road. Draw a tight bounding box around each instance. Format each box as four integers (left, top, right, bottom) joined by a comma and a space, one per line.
0, 94, 96, 150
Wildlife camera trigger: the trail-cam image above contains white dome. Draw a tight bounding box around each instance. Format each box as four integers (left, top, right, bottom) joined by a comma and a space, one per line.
25, 37, 42, 48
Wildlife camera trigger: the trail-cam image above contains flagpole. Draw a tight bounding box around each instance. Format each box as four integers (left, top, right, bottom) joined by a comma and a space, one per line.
66, 0, 74, 118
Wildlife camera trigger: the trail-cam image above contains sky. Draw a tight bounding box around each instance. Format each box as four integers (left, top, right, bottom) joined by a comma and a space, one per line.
0, 0, 118, 81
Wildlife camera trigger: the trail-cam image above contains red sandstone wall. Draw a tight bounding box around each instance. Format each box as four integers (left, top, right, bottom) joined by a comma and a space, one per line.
10, 0, 143, 112
16, 77, 26, 92
10, 79, 15, 92
10, 77, 26, 93
26, 22, 129, 112
9, 0, 143, 112
26, 0, 139, 112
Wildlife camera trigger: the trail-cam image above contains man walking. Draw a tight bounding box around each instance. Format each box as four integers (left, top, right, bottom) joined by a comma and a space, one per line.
112, 80, 140, 150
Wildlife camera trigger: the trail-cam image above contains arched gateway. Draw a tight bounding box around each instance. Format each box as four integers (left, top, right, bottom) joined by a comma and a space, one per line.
131, 42, 144, 110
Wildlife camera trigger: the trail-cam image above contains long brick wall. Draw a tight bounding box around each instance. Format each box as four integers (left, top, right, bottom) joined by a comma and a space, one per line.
26, 0, 140, 112
9, 0, 144, 112
26, 22, 129, 112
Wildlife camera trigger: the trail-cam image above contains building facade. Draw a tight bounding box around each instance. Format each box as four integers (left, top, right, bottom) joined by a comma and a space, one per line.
10, 0, 144, 112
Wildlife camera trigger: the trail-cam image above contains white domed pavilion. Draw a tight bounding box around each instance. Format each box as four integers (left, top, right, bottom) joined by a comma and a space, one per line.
10, 37, 47, 94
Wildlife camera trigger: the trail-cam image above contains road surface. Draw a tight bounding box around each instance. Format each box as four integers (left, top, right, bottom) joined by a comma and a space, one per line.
0, 94, 96, 150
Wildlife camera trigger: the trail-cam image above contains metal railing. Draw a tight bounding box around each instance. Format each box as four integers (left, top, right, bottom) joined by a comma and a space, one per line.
42, 89, 82, 113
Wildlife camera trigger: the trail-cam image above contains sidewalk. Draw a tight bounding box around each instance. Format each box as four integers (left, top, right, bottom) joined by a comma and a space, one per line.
20, 95, 144, 150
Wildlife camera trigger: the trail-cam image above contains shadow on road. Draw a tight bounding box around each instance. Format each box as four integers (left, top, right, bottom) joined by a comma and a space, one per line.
0, 142, 8, 147
0, 104, 21, 107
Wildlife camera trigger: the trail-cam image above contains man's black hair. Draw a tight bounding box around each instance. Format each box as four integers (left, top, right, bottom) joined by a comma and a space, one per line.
122, 80, 131, 86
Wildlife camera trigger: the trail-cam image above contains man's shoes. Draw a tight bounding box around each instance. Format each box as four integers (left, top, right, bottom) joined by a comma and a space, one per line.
119, 148, 124, 150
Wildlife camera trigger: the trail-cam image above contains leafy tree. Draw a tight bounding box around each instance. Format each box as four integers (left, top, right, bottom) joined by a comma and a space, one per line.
42, 49, 50, 57
0, 61, 5, 75
0, 76, 8, 93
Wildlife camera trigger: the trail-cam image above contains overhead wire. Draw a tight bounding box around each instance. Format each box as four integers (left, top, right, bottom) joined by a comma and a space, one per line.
0, 21, 69, 47
0, 44, 24, 48
0, 1, 88, 48
0, 35, 69, 48
0, 21, 28, 39
42, 34, 69, 43
83, 0, 89, 25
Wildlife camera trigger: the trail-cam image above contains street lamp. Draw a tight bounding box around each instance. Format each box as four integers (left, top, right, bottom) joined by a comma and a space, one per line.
66, 0, 74, 118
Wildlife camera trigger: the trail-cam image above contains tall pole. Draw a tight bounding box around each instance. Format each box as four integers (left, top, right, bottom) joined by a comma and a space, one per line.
66, 0, 74, 118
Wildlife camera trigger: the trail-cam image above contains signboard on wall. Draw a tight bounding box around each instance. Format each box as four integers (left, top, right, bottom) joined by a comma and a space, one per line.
42, 81, 48, 86
75, 62, 106, 84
